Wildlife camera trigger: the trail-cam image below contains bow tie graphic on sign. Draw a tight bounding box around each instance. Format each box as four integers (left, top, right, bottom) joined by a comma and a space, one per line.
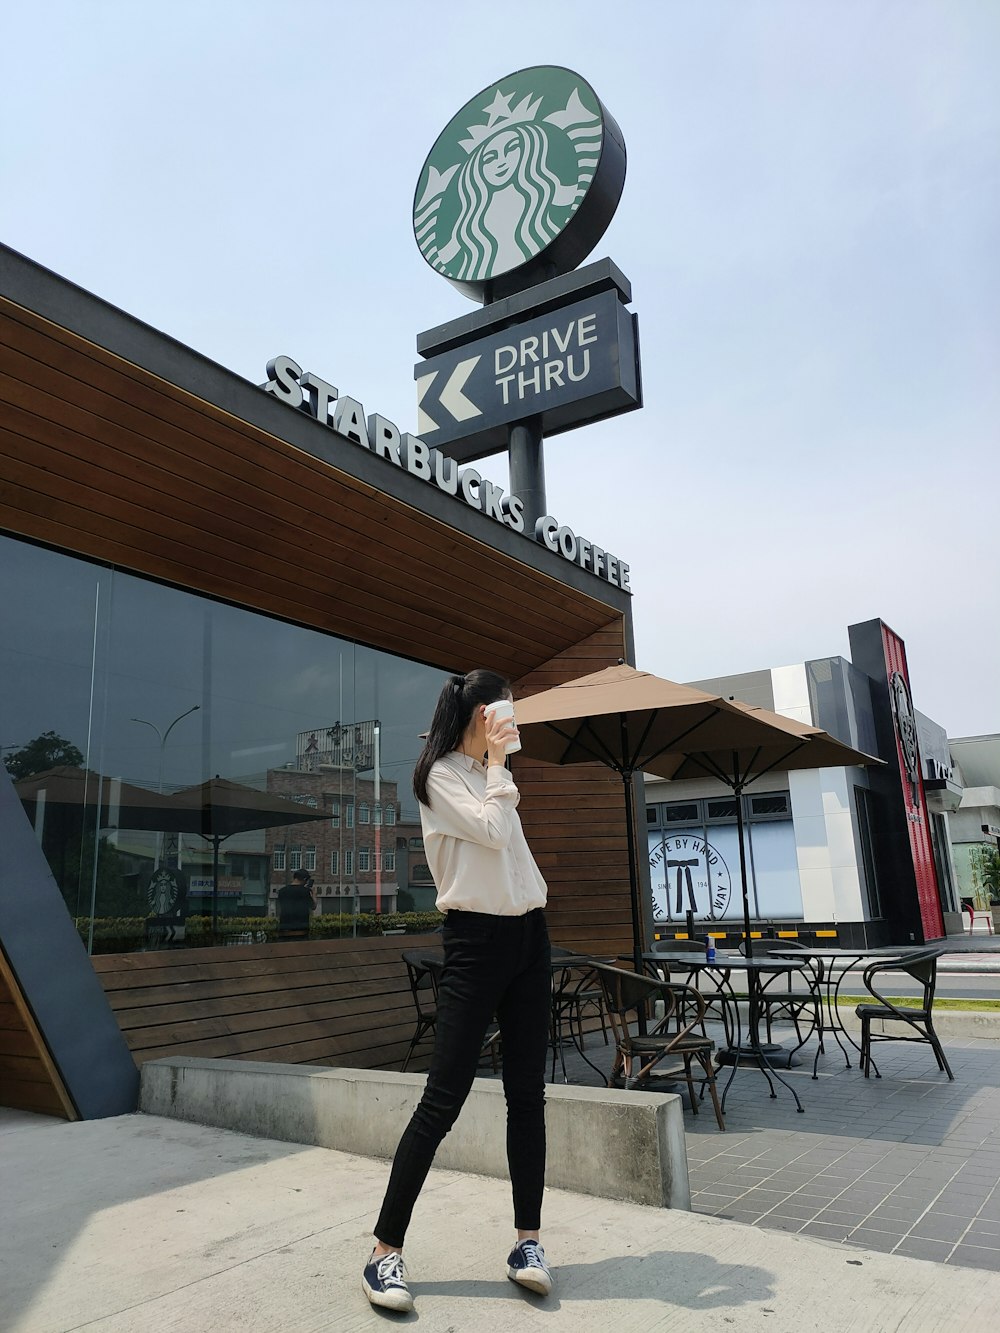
650, 834, 733, 922
666, 858, 700, 915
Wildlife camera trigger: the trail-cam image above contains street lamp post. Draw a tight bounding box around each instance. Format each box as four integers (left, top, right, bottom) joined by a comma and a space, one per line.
130, 705, 200, 866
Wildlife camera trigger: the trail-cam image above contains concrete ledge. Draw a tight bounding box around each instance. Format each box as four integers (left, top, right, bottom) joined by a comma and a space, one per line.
139, 1057, 690, 1210
833, 1008, 1000, 1040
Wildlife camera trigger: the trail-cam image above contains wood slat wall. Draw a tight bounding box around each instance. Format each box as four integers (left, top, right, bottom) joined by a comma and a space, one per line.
90, 935, 443, 1072
514, 619, 640, 963
0, 296, 619, 681
0, 948, 76, 1118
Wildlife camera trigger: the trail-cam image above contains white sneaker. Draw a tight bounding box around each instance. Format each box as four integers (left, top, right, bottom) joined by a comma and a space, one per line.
362, 1247, 414, 1312
506, 1238, 553, 1296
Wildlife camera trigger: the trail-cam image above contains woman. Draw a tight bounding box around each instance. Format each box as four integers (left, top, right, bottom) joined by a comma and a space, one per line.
363, 669, 553, 1312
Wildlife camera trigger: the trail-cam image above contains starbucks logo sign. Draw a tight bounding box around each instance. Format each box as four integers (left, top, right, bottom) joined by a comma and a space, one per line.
891, 670, 920, 804
414, 66, 626, 300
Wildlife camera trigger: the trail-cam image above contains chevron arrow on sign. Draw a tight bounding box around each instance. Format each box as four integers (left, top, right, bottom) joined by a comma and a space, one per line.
417, 355, 482, 434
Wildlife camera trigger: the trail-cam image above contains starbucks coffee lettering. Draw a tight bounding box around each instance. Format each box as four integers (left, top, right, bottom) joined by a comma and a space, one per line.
261, 355, 629, 592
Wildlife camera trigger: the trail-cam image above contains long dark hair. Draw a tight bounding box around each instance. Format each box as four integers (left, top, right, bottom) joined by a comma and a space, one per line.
413, 668, 511, 807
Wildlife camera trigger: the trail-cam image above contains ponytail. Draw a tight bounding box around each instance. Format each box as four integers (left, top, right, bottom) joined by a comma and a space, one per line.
413, 668, 511, 807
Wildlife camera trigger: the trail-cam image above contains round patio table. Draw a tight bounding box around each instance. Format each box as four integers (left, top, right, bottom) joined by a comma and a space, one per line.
643, 951, 819, 1112
769, 946, 907, 1070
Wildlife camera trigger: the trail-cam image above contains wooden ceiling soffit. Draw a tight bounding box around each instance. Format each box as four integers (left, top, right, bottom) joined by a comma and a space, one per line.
0, 266, 631, 680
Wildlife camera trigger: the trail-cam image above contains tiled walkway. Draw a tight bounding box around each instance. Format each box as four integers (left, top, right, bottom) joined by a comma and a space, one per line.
546, 1027, 1000, 1270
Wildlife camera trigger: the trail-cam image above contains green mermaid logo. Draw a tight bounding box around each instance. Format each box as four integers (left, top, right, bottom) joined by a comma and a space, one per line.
414, 66, 624, 299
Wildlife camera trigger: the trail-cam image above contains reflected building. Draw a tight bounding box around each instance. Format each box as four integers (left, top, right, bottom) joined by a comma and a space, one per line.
264, 763, 401, 915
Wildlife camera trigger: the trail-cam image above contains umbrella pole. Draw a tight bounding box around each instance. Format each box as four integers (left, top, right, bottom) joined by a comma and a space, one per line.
621, 769, 645, 980
618, 714, 647, 1036
724, 757, 804, 1111
620, 773, 648, 1036
734, 771, 753, 962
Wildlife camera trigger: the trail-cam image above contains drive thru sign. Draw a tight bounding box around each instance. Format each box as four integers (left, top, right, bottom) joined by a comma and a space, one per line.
414, 288, 639, 461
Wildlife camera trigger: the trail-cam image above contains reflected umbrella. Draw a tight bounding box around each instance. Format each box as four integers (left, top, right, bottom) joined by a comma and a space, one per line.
165, 776, 329, 933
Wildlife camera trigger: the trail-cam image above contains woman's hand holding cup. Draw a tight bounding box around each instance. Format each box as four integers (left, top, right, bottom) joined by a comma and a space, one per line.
483, 699, 520, 765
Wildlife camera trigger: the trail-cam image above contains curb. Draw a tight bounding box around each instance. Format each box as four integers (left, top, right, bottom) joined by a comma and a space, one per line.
833, 1006, 1000, 1040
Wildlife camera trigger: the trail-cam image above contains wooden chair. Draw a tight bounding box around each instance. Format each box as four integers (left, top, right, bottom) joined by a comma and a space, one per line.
855, 948, 953, 1080
592, 962, 725, 1130
646, 940, 736, 1047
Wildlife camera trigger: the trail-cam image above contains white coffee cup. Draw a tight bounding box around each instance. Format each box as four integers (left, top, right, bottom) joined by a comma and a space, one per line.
484, 699, 521, 754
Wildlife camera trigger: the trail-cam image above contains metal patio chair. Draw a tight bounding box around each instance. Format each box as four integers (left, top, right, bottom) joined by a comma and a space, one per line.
592, 962, 725, 1130
751, 941, 825, 1073
855, 948, 953, 1080
550, 947, 609, 1062
400, 949, 440, 1072
400, 948, 501, 1074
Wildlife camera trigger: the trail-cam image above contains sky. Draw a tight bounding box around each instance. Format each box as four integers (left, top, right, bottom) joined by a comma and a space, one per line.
2, 0, 997, 738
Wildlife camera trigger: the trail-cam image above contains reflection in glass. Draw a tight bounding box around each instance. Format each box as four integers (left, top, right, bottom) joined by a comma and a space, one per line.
1, 534, 447, 954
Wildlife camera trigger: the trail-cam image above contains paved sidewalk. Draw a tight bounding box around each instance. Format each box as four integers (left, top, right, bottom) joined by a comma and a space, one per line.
937, 933, 1000, 953
3, 1109, 1000, 1333
549, 1024, 1000, 1270
687, 1036, 1000, 1268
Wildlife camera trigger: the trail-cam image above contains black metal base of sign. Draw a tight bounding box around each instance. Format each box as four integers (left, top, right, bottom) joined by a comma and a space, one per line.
508, 415, 546, 531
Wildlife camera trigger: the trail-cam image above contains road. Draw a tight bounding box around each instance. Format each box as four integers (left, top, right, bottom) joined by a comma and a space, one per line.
834, 966, 999, 1002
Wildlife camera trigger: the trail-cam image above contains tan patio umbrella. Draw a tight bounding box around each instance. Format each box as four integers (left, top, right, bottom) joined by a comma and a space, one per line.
515, 663, 882, 974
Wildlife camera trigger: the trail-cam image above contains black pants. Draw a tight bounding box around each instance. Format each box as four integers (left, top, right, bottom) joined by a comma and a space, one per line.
375, 907, 551, 1249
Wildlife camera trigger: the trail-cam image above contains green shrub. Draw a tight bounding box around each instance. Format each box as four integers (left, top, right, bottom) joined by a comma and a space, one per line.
184, 915, 278, 946
75, 914, 279, 953
74, 910, 441, 953
309, 911, 443, 938
74, 916, 148, 953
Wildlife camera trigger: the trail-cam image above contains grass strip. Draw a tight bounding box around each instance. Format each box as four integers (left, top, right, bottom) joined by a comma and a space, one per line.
836, 995, 1000, 1013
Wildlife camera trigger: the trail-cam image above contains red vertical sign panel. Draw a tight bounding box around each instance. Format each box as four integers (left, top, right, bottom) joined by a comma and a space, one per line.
880, 625, 945, 941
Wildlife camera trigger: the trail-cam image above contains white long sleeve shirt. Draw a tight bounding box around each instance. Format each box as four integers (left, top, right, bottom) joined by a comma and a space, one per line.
419, 751, 548, 916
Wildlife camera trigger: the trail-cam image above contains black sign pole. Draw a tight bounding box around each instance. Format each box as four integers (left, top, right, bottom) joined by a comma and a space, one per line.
508, 414, 546, 531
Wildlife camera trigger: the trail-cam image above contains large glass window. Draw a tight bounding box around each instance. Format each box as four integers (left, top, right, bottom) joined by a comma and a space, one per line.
854, 785, 882, 919
647, 793, 802, 924
0, 534, 447, 953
